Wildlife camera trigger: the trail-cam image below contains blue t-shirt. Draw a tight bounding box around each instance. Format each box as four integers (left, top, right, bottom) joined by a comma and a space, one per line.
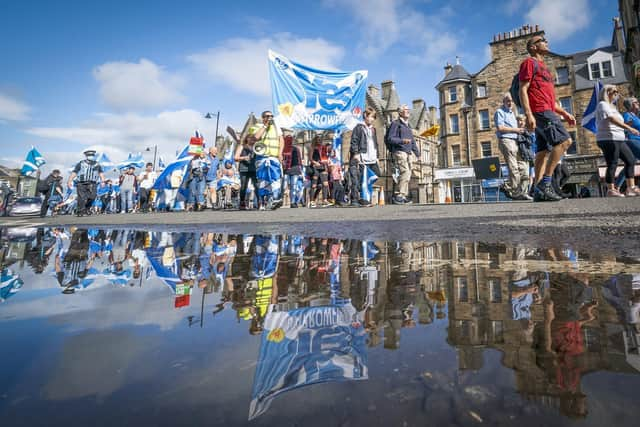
622, 111, 640, 142
205, 155, 220, 181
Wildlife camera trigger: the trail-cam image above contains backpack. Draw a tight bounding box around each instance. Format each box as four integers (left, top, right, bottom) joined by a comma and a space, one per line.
37, 179, 50, 194
510, 60, 538, 109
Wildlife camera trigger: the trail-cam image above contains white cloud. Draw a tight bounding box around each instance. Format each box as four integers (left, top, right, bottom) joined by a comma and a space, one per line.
0, 91, 30, 121
25, 109, 221, 172
324, 0, 460, 66
188, 33, 345, 96
93, 59, 185, 111
525, 0, 591, 41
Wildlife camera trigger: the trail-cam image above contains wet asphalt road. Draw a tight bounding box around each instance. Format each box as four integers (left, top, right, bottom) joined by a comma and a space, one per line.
2, 198, 639, 256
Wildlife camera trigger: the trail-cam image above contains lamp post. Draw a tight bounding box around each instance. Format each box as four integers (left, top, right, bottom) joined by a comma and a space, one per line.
145, 145, 158, 171
205, 111, 220, 147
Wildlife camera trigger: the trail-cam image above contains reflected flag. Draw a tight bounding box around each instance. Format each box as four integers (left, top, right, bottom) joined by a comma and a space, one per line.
581, 81, 603, 134
20, 147, 46, 176
1, 268, 24, 302
360, 165, 378, 202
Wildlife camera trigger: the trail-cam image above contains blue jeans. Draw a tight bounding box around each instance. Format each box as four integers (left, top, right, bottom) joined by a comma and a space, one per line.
288, 175, 303, 204
188, 176, 205, 205
615, 139, 640, 187
120, 189, 134, 212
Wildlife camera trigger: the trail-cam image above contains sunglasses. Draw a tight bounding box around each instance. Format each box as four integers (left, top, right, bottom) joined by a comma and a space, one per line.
534, 38, 547, 44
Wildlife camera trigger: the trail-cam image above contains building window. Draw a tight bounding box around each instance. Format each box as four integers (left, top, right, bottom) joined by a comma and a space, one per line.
556, 67, 569, 85
457, 242, 466, 260
479, 110, 490, 130
477, 83, 487, 98
602, 60, 613, 77
489, 279, 502, 303
492, 321, 504, 343
448, 86, 457, 102
590, 63, 601, 79
452, 145, 461, 166
567, 131, 577, 154
450, 114, 459, 134
481, 142, 492, 157
457, 277, 468, 302
559, 97, 573, 115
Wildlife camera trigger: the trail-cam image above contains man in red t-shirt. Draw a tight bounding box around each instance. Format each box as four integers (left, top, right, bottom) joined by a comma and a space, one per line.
519, 35, 576, 202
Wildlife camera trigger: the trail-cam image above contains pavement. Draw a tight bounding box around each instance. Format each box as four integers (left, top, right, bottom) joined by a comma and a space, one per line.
2, 198, 640, 255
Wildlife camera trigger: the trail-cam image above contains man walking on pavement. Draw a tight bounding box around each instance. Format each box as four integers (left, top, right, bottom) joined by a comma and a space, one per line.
495, 93, 532, 200
67, 149, 105, 216
519, 34, 576, 202
387, 104, 420, 204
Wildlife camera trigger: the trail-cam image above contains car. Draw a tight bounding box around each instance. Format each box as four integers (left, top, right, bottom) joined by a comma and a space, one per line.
7, 196, 42, 217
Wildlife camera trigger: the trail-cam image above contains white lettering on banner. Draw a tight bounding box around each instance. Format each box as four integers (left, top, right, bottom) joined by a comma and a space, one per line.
303, 113, 343, 127
284, 307, 347, 330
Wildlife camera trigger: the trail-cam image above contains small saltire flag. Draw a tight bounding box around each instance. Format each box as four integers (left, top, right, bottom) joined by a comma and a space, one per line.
20, 147, 46, 175
158, 156, 166, 169
116, 152, 145, 170
96, 152, 115, 170
581, 81, 603, 134
360, 165, 378, 202
223, 142, 235, 164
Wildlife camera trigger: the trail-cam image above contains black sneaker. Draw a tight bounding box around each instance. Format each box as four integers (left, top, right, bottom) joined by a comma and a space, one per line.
535, 183, 562, 202
499, 184, 513, 199
392, 196, 406, 205
358, 199, 372, 207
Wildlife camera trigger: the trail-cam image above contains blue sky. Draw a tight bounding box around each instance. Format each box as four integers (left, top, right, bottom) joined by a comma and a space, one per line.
0, 0, 618, 172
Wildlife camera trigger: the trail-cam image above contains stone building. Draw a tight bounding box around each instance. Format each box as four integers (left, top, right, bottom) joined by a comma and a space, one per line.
619, 1, 640, 93
435, 22, 631, 203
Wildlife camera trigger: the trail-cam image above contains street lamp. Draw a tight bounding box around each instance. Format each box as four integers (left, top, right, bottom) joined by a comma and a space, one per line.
205, 111, 220, 147
145, 145, 158, 170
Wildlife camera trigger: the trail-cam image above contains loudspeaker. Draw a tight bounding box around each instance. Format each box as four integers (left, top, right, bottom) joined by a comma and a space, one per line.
472, 157, 501, 180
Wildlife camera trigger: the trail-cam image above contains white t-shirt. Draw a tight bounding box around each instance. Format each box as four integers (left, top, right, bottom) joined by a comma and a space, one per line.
596, 101, 625, 141
138, 171, 157, 189
361, 125, 377, 164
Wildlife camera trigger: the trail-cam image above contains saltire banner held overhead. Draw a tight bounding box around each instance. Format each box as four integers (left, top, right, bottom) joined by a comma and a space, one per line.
268, 50, 367, 131
20, 147, 46, 176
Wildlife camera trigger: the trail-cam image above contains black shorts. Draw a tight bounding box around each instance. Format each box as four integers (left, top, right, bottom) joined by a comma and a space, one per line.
534, 110, 571, 152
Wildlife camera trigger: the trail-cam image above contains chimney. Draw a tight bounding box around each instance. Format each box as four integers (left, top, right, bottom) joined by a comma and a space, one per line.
428, 106, 437, 125
412, 98, 425, 112
368, 84, 380, 100
613, 17, 626, 52
381, 80, 394, 103
444, 62, 453, 76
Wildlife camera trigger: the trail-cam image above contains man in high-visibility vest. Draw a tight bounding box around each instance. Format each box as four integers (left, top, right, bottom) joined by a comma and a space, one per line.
248, 111, 285, 210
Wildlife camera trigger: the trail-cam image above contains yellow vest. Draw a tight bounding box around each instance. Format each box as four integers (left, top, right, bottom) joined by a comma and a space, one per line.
250, 125, 280, 157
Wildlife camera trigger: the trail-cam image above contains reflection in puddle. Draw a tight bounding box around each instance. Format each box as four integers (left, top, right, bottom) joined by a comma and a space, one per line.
1, 227, 640, 425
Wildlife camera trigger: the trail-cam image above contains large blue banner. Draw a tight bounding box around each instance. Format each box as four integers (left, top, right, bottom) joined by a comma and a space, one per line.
249, 303, 368, 420
268, 50, 368, 131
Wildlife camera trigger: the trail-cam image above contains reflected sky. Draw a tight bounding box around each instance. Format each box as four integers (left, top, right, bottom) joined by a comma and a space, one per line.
1, 227, 640, 426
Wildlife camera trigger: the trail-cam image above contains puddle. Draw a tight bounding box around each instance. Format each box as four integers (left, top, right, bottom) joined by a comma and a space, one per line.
1, 226, 639, 426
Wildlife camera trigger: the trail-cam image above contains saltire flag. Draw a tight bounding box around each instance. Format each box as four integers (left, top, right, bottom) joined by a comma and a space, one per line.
581, 80, 603, 134
1, 268, 24, 303
255, 157, 283, 200
151, 157, 190, 191
268, 50, 368, 131
20, 147, 46, 176
116, 152, 145, 170
158, 156, 166, 169
248, 303, 368, 420
223, 142, 235, 164
146, 247, 181, 293
251, 235, 279, 279
96, 152, 115, 170
360, 165, 378, 202
332, 132, 342, 163
176, 144, 191, 160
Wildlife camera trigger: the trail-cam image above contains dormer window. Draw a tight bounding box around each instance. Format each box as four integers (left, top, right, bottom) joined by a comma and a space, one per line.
587, 51, 614, 80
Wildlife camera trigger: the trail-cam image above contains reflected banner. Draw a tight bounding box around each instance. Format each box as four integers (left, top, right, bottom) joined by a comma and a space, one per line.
249, 303, 368, 419
268, 50, 367, 131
